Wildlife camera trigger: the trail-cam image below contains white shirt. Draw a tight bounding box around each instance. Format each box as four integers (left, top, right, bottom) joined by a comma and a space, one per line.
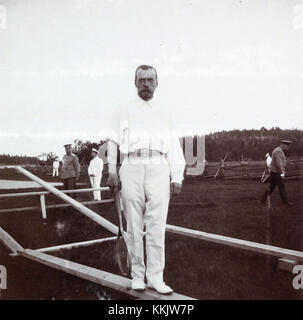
53, 160, 59, 169
88, 156, 104, 177
108, 96, 185, 184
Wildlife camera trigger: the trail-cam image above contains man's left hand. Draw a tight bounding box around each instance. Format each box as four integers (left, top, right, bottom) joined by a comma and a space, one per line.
170, 182, 182, 196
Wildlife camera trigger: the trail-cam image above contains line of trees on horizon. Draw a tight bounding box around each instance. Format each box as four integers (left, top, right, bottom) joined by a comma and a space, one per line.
1, 127, 302, 165
202, 127, 302, 161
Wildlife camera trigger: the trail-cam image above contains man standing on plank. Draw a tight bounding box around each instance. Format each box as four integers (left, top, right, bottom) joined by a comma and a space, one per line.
107, 65, 185, 294
60, 144, 80, 199
261, 140, 293, 205
88, 148, 104, 201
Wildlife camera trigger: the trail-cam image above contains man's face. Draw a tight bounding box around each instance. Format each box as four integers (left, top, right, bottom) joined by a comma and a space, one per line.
282, 144, 291, 153
135, 68, 158, 101
65, 146, 72, 155
91, 151, 97, 158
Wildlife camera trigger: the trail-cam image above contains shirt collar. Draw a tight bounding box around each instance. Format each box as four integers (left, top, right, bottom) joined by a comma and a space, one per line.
136, 95, 155, 108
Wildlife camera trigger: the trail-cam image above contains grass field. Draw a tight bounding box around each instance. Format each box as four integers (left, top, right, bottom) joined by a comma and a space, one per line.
0, 169, 302, 300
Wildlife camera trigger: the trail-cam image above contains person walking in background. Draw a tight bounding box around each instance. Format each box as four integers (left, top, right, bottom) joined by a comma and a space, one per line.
261, 140, 293, 205
60, 144, 80, 199
88, 148, 104, 201
261, 153, 272, 183
52, 157, 60, 177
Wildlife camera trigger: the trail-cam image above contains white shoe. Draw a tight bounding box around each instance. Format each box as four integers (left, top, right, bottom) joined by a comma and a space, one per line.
131, 278, 145, 291
147, 282, 174, 295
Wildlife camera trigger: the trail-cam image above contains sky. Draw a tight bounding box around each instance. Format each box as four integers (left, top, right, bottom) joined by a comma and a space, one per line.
0, 0, 302, 158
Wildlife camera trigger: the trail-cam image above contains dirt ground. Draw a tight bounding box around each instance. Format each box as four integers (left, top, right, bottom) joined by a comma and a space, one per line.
0, 172, 302, 300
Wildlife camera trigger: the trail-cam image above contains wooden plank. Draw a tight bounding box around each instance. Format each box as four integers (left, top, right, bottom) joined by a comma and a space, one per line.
37, 237, 117, 253
0, 191, 49, 198
20, 249, 195, 300
0, 199, 115, 214
0, 165, 19, 169
0, 227, 24, 255
63, 187, 110, 194
15, 166, 118, 235
0, 187, 110, 199
166, 224, 303, 262
40, 195, 47, 220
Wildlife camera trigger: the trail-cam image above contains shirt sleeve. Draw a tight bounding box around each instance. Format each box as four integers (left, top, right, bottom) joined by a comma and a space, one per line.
276, 150, 286, 174
107, 106, 124, 146
88, 161, 93, 176
95, 158, 103, 175
167, 135, 186, 184
166, 113, 186, 184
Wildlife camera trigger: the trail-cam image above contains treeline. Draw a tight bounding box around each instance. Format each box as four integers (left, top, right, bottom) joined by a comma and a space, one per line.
187, 127, 302, 162
72, 128, 303, 163
0, 154, 42, 165
1, 128, 302, 165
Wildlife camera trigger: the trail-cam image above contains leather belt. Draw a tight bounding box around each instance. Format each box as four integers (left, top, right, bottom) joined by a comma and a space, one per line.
127, 149, 165, 157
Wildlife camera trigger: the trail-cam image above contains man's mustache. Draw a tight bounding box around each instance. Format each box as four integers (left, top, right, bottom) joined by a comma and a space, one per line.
139, 86, 152, 92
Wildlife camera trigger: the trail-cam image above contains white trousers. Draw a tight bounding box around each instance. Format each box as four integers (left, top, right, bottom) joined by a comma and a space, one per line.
53, 168, 59, 177
89, 175, 102, 200
119, 156, 170, 284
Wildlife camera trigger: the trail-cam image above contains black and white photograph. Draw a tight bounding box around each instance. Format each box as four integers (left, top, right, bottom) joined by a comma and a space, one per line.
0, 0, 302, 305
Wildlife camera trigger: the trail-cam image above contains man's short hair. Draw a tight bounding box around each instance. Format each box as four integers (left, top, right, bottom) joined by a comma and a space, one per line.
135, 65, 158, 84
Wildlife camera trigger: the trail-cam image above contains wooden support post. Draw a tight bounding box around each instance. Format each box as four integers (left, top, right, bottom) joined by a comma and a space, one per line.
15, 166, 118, 235
40, 195, 47, 220
267, 195, 271, 210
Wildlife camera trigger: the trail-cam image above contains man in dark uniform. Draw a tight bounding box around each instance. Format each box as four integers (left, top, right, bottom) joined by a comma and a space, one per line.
60, 144, 80, 198
261, 140, 292, 205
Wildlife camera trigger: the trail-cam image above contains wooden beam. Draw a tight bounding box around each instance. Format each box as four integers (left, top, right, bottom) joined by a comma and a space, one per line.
0, 191, 49, 198
166, 224, 303, 262
0, 165, 19, 169
0, 199, 115, 214
40, 195, 47, 220
20, 249, 195, 300
37, 236, 117, 253
63, 187, 110, 194
15, 166, 118, 235
0, 227, 24, 255
0, 187, 110, 199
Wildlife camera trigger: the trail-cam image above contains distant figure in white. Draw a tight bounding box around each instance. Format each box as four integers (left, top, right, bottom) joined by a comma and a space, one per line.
52, 157, 60, 177
88, 148, 104, 201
